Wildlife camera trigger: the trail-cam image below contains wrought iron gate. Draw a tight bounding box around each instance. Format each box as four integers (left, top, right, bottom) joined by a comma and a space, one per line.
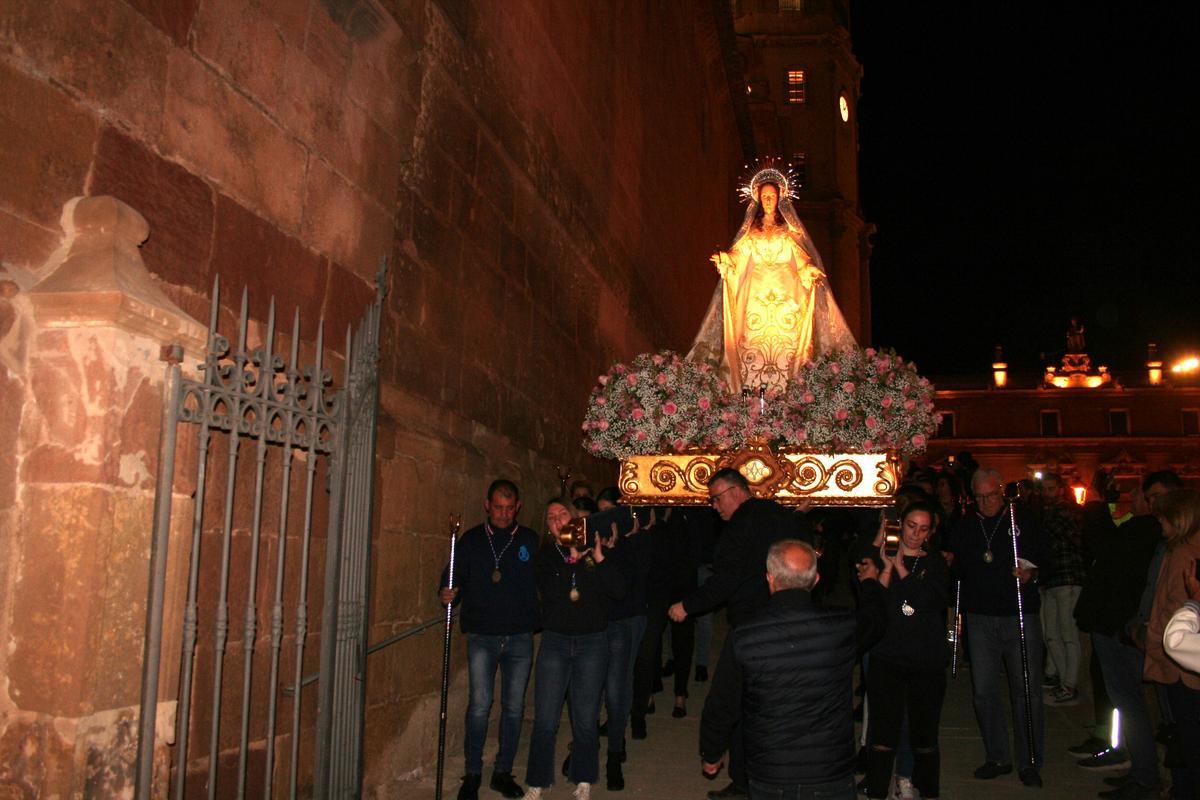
134, 262, 387, 799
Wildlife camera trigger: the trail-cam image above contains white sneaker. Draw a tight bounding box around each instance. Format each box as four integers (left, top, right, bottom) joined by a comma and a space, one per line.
572, 782, 591, 799
522, 788, 545, 800
893, 776, 915, 800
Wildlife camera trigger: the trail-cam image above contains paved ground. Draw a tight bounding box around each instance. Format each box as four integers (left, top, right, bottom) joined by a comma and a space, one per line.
396, 631, 1161, 800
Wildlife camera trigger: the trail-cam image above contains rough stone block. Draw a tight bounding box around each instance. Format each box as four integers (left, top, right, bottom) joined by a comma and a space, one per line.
369, 529, 421, 627
90, 126, 215, 294
0, 60, 97, 233
300, 160, 393, 281
0, 208, 60, 273
303, 0, 353, 80
125, 0, 199, 46
0, 0, 169, 137
9, 484, 111, 714
321, 262, 376, 347
347, 22, 419, 131
192, 0, 287, 108
212, 194, 328, 327
162, 49, 306, 232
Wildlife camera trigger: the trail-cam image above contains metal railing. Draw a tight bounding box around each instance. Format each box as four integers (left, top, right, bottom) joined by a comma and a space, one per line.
285, 615, 448, 693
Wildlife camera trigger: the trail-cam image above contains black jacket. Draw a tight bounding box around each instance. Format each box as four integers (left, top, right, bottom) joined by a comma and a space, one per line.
1074, 514, 1163, 636
700, 583, 886, 785
949, 506, 1047, 616
439, 524, 541, 635
683, 498, 811, 628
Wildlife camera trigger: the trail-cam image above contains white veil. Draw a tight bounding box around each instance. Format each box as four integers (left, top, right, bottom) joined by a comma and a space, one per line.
686, 171, 857, 389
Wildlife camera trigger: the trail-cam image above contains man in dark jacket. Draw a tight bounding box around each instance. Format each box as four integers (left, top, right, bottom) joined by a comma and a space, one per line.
950, 468, 1049, 788
1074, 475, 1178, 798
699, 540, 886, 800
668, 467, 810, 798
439, 479, 540, 800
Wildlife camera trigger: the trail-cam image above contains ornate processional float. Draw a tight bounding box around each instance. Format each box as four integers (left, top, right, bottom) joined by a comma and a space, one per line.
580, 166, 940, 506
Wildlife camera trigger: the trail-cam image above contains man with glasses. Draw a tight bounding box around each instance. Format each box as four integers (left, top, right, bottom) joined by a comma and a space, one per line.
950, 468, 1049, 788
668, 467, 811, 799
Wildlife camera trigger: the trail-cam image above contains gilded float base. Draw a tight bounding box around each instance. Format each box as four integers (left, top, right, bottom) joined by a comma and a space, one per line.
619, 443, 901, 507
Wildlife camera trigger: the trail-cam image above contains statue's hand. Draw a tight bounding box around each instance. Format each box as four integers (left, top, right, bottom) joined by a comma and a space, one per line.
800, 265, 825, 289
710, 251, 732, 277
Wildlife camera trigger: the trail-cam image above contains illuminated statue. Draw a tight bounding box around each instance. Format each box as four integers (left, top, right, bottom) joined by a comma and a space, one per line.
688, 168, 857, 395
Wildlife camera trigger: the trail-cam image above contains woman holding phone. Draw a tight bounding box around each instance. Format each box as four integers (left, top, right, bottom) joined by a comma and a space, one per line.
523, 500, 628, 800
861, 500, 952, 800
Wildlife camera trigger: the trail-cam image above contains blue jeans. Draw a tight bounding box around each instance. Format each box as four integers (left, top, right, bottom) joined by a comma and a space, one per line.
1092, 633, 1159, 787
965, 613, 1045, 769
465, 632, 534, 775
605, 615, 646, 754
526, 630, 609, 788
749, 775, 856, 800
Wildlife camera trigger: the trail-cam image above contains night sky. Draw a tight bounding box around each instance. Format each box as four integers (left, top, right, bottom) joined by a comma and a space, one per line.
852, 4, 1200, 378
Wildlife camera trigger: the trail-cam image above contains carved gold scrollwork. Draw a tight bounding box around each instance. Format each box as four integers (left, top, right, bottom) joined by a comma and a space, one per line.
874, 458, 897, 495
684, 457, 718, 490
619, 460, 641, 496
648, 456, 719, 494
832, 459, 863, 491
649, 460, 683, 492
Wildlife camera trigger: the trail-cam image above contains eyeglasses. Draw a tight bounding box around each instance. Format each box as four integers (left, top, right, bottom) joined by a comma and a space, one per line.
709, 486, 737, 505
975, 491, 1002, 502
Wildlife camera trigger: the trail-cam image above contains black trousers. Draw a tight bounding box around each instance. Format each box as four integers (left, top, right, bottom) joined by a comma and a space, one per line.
633, 595, 695, 715
864, 659, 946, 799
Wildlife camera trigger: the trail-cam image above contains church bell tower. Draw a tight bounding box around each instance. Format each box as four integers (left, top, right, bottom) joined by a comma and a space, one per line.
733, 0, 872, 343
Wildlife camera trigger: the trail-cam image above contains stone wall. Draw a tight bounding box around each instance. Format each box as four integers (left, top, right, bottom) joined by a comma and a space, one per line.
0, 0, 745, 796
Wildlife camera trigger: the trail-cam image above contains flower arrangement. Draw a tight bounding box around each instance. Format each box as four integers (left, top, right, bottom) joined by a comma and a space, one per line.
581, 351, 730, 459
582, 347, 939, 460
784, 347, 939, 455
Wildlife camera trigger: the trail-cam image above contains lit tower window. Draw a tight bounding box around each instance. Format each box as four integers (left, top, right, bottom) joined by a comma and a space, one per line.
787, 70, 807, 104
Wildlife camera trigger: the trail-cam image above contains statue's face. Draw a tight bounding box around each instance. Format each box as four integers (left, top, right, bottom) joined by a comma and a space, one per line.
759, 184, 778, 217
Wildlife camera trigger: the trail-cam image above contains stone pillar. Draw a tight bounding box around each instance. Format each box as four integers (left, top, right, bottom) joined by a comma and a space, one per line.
0, 196, 203, 797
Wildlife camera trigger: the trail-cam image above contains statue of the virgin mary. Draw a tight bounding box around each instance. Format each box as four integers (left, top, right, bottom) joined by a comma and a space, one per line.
687, 167, 857, 396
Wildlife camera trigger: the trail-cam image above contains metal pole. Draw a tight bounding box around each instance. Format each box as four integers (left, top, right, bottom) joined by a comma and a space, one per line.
435, 515, 462, 800
950, 580, 962, 678
1008, 501, 1037, 772
134, 346, 183, 799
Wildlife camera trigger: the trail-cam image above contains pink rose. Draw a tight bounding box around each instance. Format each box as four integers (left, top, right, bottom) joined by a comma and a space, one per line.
803, 392, 815, 404
598, 375, 609, 385
835, 409, 849, 421
865, 347, 876, 357
635, 430, 647, 441
865, 416, 878, 430
632, 408, 644, 420
717, 426, 728, 437
589, 442, 602, 452
794, 428, 807, 442
673, 438, 686, 451
881, 396, 893, 408
698, 396, 711, 410
656, 373, 667, 385
911, 434, 926, 448
842, 381, 855, 393
653, 354, 665, 365
598, 420, 609, 431
613, 364, 626, 374
863, 439, 875, 451
904, 399, 916, 411
626, 374, 638, 387
829, 363, 841, 375
596, 397, 607, 406
663, 401, 678, 415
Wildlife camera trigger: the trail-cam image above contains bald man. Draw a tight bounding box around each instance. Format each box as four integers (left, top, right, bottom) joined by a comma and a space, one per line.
700, 541, 886, 800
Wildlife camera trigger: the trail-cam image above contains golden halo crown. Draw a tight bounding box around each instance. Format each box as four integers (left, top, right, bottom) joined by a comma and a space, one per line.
739, 166, 798, 204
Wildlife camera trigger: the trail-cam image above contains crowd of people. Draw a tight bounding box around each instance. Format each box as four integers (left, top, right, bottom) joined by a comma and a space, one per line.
439, 461, 1200, 800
